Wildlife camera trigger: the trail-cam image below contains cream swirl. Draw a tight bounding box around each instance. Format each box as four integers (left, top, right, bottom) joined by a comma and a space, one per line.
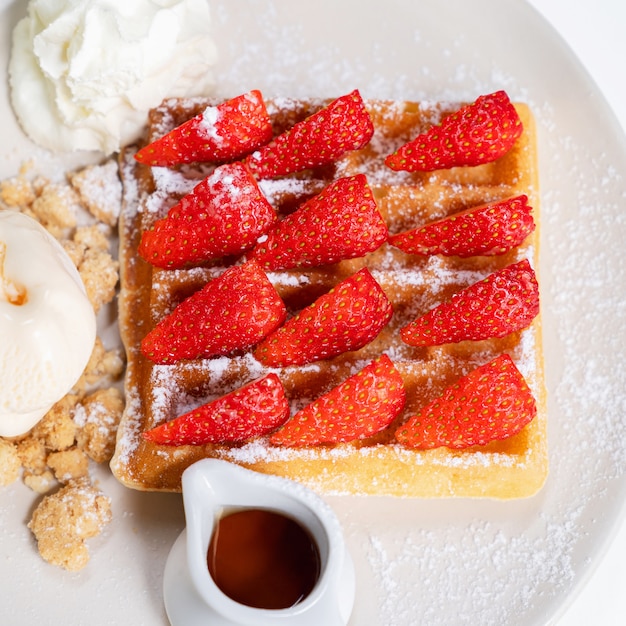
9, 0, 217, 154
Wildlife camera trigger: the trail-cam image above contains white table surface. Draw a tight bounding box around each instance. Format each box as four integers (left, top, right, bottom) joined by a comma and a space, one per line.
526, 1, 626, 625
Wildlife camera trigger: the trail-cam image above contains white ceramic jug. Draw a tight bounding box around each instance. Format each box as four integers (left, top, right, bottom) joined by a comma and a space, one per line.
163, 459, 355, 625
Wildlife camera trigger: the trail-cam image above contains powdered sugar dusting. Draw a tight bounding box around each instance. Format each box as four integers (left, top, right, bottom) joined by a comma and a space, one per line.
199, 105, 223, 144
361, 506, 581, 625
110, 385, 143, 467
542, 131, 626, 481
258, 177, 318, 205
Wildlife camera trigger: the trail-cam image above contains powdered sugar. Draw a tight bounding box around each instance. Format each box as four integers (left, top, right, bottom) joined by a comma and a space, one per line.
258, 177, 318, 205
361, 507, 580, 625
199, 105, 223, 144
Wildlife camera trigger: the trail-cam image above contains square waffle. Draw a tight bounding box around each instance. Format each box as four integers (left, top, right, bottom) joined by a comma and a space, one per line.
111, 96, 547, 498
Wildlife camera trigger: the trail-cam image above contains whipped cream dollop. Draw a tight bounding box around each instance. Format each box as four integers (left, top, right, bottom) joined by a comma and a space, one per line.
0, 211, 96, 437
9, 0, 217, 155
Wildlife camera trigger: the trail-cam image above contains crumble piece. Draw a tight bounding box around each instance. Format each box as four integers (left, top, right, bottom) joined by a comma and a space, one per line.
0, 439, 21, 487
31, 175, 49, 197
25, 182, 80, 239
69, 161, 122, 226
74, 224, 111, 251
30, 395, 79, 452
77, 247, 119, 313
47, 448, 90, 483
28, 477, 112, 571
62, 224, 110, 267
23, 469, 56, 494
16, 436, 48, 473
74, 337, 125, 392
61, 224, 120, 313
74, 388, 124, 463
0, 171, 36, 207
61, 239, 84, 267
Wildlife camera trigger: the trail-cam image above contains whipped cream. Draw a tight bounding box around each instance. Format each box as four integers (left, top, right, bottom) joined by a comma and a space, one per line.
0, 211, 96, 437
9, 0, 217, 155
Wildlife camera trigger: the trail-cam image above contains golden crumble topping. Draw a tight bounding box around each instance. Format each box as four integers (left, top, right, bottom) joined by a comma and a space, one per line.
69, 160, 122, 226
75, 337, 125, 392
78, 247, 120, 313
47, 448, 90, 483
28, 478, 112, 571
30, 395, 79, 452
74, 388, 124, 464
23, 469, 56, 495
26, 182, 80, 239
0, 169, 36, 206
0, 439, 21, 487
16, 436, 48, 473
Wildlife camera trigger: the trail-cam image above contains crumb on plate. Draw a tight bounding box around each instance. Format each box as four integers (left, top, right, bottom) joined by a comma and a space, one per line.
28, 477, 112, 571
75, 337, 125, 392
26, 182, 80, 239
68, 160, 122, 226
47, 448, 90, 483
0, 439, 21, 487
74, 388, 124, 464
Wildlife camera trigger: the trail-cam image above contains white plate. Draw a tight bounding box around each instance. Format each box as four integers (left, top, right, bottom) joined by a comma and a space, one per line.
1, 1, 625, 624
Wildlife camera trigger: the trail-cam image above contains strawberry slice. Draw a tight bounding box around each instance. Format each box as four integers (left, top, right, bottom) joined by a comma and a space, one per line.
254, 268, 392, 367
385, 91, 523, 172
134, 90, 273, 166
143, 374, 290, 445
141, 261, 286, 364
400, 259, 539, 346
251, 174, 388, 270
139, 162, 276, 269
395, 354, 537, 449
270, 355, 406, 446
245, 90, 374, 179
389, 195, 535, 257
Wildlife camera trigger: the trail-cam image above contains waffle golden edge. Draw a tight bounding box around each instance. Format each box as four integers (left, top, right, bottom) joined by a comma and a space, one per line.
111, 94, 547, 499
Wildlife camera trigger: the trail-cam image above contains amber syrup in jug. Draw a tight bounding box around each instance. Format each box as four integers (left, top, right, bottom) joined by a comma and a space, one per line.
207, 508, 321, 610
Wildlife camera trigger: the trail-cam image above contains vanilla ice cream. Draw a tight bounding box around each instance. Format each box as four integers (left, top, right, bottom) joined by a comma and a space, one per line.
9, 0, 217, 155
0, 211, 96, 437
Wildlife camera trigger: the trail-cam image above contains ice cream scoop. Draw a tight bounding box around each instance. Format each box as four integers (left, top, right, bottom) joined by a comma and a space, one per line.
0, 210, 96, 437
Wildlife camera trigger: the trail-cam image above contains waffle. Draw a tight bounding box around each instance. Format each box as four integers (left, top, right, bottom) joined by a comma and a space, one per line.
111, 96, 547, 498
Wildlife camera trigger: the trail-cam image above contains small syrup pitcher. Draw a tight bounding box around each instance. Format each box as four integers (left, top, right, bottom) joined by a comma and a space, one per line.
163, 459, 355, 626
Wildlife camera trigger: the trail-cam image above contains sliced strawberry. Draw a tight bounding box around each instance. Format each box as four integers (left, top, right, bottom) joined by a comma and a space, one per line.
141, 261, 286, 364
251, 174, 388, 270
395, 354, 537, 449
270, 355, 406, 446
245, 90, 374, 179
254, 268, 392, 367
400, 259, 539, 346
139, 162, 276, 270
385, 91, 523, 172
389, 195, 535, 257
134, 90, 273, 166
143, 374, 289, 445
